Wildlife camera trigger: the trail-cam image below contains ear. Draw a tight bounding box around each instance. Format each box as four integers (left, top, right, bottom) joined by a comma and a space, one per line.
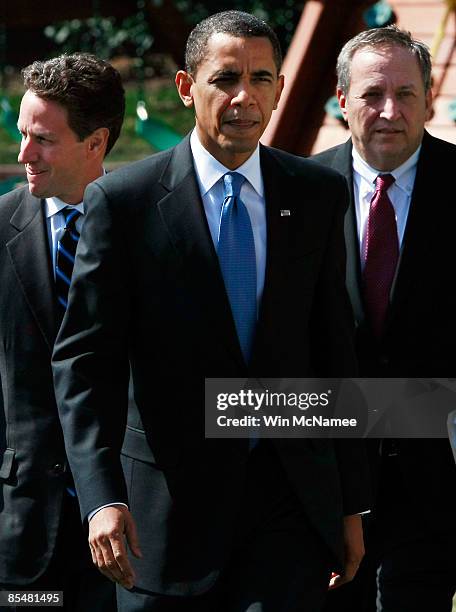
273, 74, 285, 110
424, 88, 433, 122
86, 127, 109, 158
176, 70, 195, 108
337, 88, 349, 121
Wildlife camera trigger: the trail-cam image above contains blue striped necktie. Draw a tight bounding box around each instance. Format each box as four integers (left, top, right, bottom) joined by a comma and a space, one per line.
55, 207, 81, 496
55, 207, 81, 312
217, 172, 257, 364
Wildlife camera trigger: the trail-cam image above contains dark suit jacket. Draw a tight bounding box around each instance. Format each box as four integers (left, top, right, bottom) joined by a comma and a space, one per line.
0, 186, 69, 584
53, 134, 370, 596
312, 132, 456, 529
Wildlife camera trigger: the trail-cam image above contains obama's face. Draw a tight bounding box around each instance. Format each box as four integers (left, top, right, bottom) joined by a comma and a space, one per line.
176, 33, 284, 169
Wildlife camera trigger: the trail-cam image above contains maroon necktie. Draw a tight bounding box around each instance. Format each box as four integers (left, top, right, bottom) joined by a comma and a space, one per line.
363, 174, 399, 338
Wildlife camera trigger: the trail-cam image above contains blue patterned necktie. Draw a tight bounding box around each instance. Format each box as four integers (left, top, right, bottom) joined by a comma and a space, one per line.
217, 172, 257, 364
55, 207, 81, 313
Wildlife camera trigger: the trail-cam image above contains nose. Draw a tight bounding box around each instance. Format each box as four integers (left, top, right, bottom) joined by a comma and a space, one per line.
18, 135, 38, 164
380, 96, 400, 121
231, 81, 255, 108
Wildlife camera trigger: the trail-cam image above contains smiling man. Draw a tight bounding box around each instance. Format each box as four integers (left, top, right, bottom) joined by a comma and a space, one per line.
312, 26, 456, 612
18, 91, 99, 203
52, 11, 370, 612
0, 54, 125, 611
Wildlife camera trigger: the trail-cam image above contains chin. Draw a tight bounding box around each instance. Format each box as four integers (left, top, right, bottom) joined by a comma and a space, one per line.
28, 184, 50, 199
225, 138, 257, 154
372, 153, 404, 172
28, 184, 41, 196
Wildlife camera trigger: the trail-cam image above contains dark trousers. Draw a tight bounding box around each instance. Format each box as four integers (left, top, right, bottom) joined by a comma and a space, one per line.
323, 454, 456, 612
117, 442, 333, 612
0, 493, 116, 612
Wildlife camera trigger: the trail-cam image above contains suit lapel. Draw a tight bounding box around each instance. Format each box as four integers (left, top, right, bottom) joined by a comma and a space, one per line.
330, 140, 366, 325
252, 146, 328, 367
252, 146, 287, 359
7, 191, 57, 349
156, 135, 245, 368
386, 133, 433, 327
257, 146, 296, 310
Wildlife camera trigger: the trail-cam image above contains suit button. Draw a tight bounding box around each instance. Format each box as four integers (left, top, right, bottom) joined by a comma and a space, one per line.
379, 354, 389, 366
50, 463, 65, 476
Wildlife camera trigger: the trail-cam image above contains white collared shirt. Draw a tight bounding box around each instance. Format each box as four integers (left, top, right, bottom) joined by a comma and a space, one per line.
45, 197, 84, 279
352, 146, 420, 268
190, 129, 267, 309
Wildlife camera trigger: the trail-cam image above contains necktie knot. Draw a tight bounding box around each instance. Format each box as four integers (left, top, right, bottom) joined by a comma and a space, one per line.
62, 207, 81, 230
375, 173, 395, 193
223, 172, 244, 199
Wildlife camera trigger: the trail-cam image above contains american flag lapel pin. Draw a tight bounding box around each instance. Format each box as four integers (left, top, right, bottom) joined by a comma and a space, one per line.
280, 209, 291, 217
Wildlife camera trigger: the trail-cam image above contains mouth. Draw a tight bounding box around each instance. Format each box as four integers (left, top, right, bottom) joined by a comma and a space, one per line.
223, 118, 260, 129
374, 128, 403, 135
26, 168, 47, 176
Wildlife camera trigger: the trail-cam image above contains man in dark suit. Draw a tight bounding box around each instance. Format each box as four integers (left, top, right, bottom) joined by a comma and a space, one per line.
312, 25, 456, 612
53, 11, 370, 612
0, 54, 125, 610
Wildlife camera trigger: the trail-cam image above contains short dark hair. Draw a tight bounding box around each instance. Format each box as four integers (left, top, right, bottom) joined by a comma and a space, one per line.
22, 53, 125, 156
337, 25, 432, 95
185, 10, 282, 75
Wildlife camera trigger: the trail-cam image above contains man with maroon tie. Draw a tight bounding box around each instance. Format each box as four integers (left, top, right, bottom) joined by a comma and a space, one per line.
313, 25, 456, 612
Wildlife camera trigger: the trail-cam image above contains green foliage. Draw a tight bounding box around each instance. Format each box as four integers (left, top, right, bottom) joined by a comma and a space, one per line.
174, 0, 305, 49
0, 83, 193, 164
44, 12, 153, 60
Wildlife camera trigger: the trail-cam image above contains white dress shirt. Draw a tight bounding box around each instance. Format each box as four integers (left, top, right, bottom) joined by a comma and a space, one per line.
352, 145, 420, 268
190, 129, 267, 311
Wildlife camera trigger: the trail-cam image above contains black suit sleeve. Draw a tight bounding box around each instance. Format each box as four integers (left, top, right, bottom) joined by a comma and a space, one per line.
52, 181, 130, 519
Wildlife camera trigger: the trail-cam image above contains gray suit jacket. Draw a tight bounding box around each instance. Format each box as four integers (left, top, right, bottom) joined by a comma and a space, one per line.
0, 186, 68, 584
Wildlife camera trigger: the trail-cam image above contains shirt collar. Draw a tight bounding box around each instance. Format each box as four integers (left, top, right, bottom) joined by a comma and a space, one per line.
352, 144, 421, 197
45, 197, 84, 219
190, 128, 264, 197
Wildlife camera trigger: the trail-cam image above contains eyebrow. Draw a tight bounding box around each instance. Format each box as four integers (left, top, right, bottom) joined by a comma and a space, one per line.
252, 69, 275, 78
210, 68, 275, 79
17, 125, 55, 137
362, 82, 417, 91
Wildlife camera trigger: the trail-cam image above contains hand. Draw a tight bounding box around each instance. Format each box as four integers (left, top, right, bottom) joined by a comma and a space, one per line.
329, 514, 365, 589
89, 505, 142, 589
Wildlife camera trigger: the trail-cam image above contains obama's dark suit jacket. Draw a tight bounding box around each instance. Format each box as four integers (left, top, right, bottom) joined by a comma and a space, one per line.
53, 134, 370, 596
